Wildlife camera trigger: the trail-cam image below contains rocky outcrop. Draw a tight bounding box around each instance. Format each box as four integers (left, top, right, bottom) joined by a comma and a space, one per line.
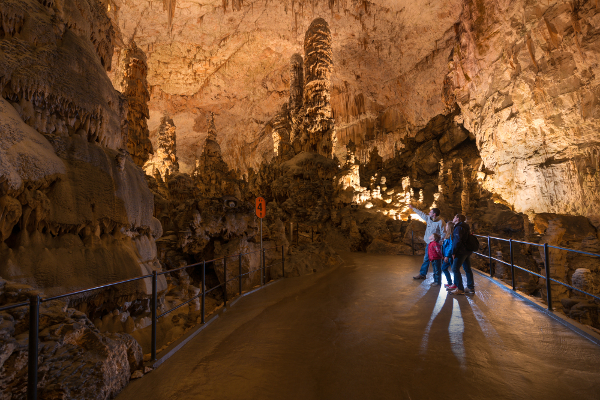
0, 280, 143, 399
451, 0, 600, 218
113, 41, 153, 167
1, 0, 127, 150
144, 115, 179, 179
301, 18, 336, 158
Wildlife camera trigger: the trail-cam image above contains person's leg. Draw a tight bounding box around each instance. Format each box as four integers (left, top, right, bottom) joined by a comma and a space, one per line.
463, 253, 474, 290
418, 243, 430, 276
451, 253, 468, 291
442, 260, 452, 285
432, 259, 441, 284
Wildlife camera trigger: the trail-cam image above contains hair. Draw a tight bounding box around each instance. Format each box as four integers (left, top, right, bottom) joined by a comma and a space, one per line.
431, 208, 440, 217
445, 222, 454, 239
431, 232, 441, 242
455, 214, 466, 223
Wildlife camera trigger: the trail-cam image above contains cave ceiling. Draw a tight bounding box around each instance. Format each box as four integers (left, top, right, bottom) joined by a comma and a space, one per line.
106, 0, 462, 171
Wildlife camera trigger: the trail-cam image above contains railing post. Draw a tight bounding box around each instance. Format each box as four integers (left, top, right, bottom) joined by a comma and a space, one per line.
201, 260, 206, 324
296, 223, 299, 245
282, 245, 285, 278
223, 257, 228, 307
509, 239, 515, 291
411, 230, 414, 255
488, 236, 493, 277
151, 271, 157, 361
544, 243, 552, 310
262, 248, 266, 285
311, 227, 314, 243
239, 254, 243, 295
28, 294, 39, 400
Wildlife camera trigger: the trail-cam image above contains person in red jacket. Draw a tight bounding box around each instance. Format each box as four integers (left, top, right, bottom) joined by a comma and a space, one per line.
427, 233, 443, 286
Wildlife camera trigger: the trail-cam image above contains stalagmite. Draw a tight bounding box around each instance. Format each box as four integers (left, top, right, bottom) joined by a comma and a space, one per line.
114, 41, 153, 167
144, 114, 179, 178
301, 18, 335, 158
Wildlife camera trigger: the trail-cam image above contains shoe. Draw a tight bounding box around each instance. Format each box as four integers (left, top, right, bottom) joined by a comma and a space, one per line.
449, 289, 465, 295
445, 285, 457, 291
444, 283, 453, 288
431, 282, 441, 287
413, 275, 426, 280
464, 288, 475, 294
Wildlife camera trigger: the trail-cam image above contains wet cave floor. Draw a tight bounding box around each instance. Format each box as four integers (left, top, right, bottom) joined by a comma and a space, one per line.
118, 253, 600, 400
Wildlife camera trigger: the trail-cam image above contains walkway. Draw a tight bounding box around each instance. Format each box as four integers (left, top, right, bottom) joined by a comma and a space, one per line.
117, 253, 600, 400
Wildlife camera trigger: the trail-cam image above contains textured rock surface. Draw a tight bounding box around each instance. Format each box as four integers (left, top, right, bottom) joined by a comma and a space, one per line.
112, 41, 153, 166
0, 280, 142, 399
144, 114, 179, 178
451, 0, 600, 217
1, 0, 127, 150
107, 0, 463, 172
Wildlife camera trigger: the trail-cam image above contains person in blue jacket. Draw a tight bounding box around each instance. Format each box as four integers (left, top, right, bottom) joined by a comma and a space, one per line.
440, 222, 454, 287
447, 214, 474, 295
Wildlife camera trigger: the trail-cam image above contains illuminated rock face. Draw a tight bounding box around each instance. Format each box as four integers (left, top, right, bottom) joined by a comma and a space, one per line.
450, 0, 600, 217
0, 0, 127, 149
301, 18, 335, 157
144, 115, 179, 178
113, 41, 153, 167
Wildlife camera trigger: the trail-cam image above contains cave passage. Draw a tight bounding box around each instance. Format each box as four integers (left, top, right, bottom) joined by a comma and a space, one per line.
118, 253, 600, 400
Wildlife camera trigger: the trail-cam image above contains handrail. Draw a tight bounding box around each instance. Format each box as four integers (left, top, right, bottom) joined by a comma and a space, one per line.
293, 222, 317, 245
468, 234, 600, 308
0, 244, 286, 400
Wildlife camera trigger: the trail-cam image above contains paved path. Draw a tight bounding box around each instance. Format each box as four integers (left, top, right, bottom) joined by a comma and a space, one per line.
117, 253, 600, 400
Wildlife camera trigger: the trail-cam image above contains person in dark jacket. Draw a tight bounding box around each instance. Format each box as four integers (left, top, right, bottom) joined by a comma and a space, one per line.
447, 214, 474, 295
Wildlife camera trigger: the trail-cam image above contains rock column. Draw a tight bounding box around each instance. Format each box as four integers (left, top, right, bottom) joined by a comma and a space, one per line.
302, 18, 335, 157
116, 41, 153, 166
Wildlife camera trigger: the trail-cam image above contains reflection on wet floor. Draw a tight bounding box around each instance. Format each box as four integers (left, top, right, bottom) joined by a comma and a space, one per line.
118, 253, 600, 400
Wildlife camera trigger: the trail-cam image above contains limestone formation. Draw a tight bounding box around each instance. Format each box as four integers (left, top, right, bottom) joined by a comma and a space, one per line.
289, 53, 304, 147
0, 279, 142, 399
301, 18, 336, 158
144, 115, 179, 179
113, 41, 153, 167
0, 0, 127, 149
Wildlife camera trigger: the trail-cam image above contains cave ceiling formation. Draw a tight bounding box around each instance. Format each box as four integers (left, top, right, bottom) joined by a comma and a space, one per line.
104, 0, 600, 218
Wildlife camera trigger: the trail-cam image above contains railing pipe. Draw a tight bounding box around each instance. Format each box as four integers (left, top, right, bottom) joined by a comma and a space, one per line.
487, 236, 493, 277
282, 245, 285, 278
239, 254, 243, 295
224, 258, 228, 307
262, 248, 266, 285
151, 271, 157, 361
544, 243, 552, 310
201, 260, 206, 324
27, 294, 39, 400
509, 239, 515, 291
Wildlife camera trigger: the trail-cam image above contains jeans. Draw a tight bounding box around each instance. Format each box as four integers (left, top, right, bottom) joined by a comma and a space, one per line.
431, 259, 442, 284
419, 243, 431, 276
452, 252, 474, 290
441, 259, 452, 285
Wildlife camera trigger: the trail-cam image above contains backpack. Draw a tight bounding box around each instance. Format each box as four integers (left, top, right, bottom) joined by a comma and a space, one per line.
465, 234, 480, 252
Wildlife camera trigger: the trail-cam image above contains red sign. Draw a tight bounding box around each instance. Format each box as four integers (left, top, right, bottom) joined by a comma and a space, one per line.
255, 197, 266, 218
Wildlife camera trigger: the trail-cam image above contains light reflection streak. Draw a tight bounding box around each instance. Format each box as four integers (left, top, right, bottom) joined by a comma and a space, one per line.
419, 286, 448, 354
449, 298, 466, 369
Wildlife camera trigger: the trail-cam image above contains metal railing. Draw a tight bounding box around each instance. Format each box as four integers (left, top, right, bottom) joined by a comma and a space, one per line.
0, 245, 286, 400
470, 234, 600, 311
293, 222, 317, 245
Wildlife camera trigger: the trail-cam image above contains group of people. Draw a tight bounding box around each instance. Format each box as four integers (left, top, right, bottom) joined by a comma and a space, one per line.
409, 205, 474, 295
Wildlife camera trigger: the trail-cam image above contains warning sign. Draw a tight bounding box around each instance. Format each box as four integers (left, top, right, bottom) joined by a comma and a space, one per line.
255, 197, 266, 218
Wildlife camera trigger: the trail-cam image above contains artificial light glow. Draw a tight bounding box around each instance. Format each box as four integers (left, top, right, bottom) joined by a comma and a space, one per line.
411, 213, 425, 222
107, 3, 111, 11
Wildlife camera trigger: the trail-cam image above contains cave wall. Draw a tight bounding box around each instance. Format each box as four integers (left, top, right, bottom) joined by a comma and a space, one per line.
451, 0, 600, 217
0, 0, 165, 297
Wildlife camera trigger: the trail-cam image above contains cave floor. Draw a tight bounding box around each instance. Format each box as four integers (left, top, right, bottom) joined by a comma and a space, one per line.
117, 253, 600, 400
